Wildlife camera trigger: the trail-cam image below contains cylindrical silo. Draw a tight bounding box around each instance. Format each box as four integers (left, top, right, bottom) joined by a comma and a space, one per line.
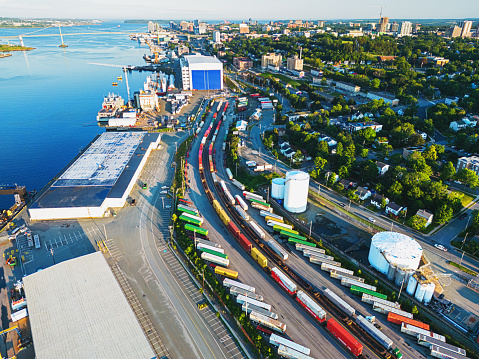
387, 263, 396, 281
406, 275, 418, 295
423, 282, 436, 304
368, 232, 423, 275
415, 282, 427, 302
395, 268, 406, 287
283, 171, 310, 213
271, 178, 286, 199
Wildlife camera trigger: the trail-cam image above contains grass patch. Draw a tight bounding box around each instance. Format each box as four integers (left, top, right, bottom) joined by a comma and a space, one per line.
0, 44, 34, 52
259, 72, 300, 87
454, 191, 475, 207
449, 261, 478, 276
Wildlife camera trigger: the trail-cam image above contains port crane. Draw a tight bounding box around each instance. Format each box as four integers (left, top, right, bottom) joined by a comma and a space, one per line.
88, 62, 131, 107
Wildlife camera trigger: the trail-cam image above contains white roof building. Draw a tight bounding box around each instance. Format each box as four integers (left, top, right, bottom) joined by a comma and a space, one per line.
23, 252, 155, 359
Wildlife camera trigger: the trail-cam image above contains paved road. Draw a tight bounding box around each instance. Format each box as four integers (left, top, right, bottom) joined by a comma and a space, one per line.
187, 100, 358, 359
105, 130, 246, 359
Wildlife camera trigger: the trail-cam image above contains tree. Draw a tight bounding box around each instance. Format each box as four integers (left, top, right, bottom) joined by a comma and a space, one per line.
456, 168, 479, 188
314, 156, 327, 171
336, 142, 343, 156
440, 161, 456, 181
360, 148, 369, 158
370, 78, 380, 89
339, 165, 349, 179
361, 160, 380, 183
408, 215, 427, 231
388, 181, 403, 202
422, 145, 437, 161
293, 150, 303, 162
435, 203, 453, 224
317, 140, 329, 158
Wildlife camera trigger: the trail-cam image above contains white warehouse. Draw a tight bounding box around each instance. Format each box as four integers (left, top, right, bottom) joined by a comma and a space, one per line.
180, 54, 223, 91
29, 132, 161, 221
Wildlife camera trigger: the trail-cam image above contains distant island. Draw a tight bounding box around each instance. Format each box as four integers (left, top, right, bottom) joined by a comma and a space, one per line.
0, 44, 34, 52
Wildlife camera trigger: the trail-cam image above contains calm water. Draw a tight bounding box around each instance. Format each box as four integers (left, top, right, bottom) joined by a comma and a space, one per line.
0, 21, 154, 209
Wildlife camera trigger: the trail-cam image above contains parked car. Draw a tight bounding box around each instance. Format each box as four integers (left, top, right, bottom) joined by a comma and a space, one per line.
165, 205, 172, 209
435, 244, 447, 252
459, 213, 468, 219
161, 190, 168, 194
368, 217, 376, 223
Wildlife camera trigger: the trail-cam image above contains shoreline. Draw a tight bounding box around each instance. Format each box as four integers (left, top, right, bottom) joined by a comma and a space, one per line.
0, 46, 35, 53
0, 54, 12, 58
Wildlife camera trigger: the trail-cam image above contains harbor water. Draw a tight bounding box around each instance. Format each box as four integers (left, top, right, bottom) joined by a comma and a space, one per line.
0, 21, 153, 209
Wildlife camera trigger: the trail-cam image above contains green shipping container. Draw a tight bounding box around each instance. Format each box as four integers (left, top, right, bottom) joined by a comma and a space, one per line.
249, 198, 270, 207
350, 285, 387, 300
199, 248, 228, 259
287, 236, 315, 247
274, 226, 299, 235
185, 224, 208, 236
180, 215, 202, 226
180, 208, 198, 216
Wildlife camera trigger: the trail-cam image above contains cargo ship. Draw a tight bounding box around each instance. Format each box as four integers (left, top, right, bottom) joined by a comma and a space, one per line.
97, 93, 125, 122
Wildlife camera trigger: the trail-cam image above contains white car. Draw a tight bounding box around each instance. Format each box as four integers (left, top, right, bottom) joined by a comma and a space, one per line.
161, 186, 169, 190
435, 244, 447, 252
160, 190, 168, 194
368, 217, 376, 223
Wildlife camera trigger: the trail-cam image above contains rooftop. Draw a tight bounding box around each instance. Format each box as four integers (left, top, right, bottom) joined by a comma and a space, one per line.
23, 252, 155, 359
185, 54, 222, 65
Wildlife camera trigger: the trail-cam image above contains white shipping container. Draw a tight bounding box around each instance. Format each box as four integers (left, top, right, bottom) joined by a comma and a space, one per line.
430, 345, 470, 359
267, 220, 293, 230
201, 252, 229, 267
264, 164, 273, 170
242, 303, 278, 319
269, 334, 311, 355
271, 267, 297, 293
295, 244, 325, 253
355, 315, 393, 350
261, 211, 283, 220
252, 202, 273, 212
310, 256, 342, 267
362, 294, 400, 309
196, 242, 225, 254
243, 191, 263, 200
235, 195, 248, 211
341, 278, 376, 291
323, 288, 356, 317
302, 250, 334, 260
226, 168, 233, 180
235, 205, 250, 221
267, 240, 289, 260
330, 270, 365, 283
232, 179, 245, 191
237, 295, 271, 311
254, 165, 265, 172
249, 221, 266, 239
196, 238, 222, 248
373, 302, 413, 319
225, 191, 235, 205
182, 212, 204, 224
250, 311, 286, 334
296, 291, 326, 321
400, 323, 445, 342
278, 345, 314, 359
321, 263, 353, 275
229, 286, 263, 301
223, 278, 255, 293
211, 172, 218, 183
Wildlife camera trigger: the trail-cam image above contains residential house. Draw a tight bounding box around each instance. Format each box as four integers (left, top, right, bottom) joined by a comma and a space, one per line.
376, 161, 390, 175
416, 131, 427, 140
351, 112, 364, 120
347, 122, 383, 133
450, 120, 469, 131
284, 148, 295, 158
445, 96, 459, 105
235, 120, 248, 131
355, 187, 371, 201
370, 193, 389, 209
278, 139, 290, 148
365, 91, 399, 106
385, 202, 405, 217
416, 209, 434, 227
335, 81, 361, 93
277, 128, 286, 136
318, 134, 337, 147
339, 179, 353, 190
286, 111, 312, 121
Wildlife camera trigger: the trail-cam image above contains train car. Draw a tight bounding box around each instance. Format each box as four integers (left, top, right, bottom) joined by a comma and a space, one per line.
350, 285, 387, 300
235, 205, 250, 221
278, 345, 314, 359
327, 318, 363, 357
267, 240, 288, 260
269, 333, 311, 356
179, 215, 202, 226
198, 154, 203, 170
265, 216, 284, 223
249, 198, 270, 207
271, 267, 297, 295
243, 191, 263, 201
232, 179, 245, 191
179, 198, 193, 205
195, 238, 221, 248
355, 315, 393, 350
209, 159, 214, 172
330, 270, 365, 283
214, 266, 238, 279
200, 248, 228, 259
429, 345, 470, 359
243, 304, 278, 319
211, 172, 218, 183
227, 221, 240, 239
302, 250, 334, 261
179, 208, 199, 217
225, 191, 235, 206
213, 200, 231, 225
235, 195, 248, 211
260, 211, 283, 221
196, 242, 225, 254
181, 212, 204, 225
230, 287, 263, 301
321, 263, 353, 275
373, 302, 413, 319
251, 247, 268, 268
274, 226, 299, 235
226, 168, 233, 180
267, 220, 293, 230
294, 242, 319, 251
236, 295, 271, 311
201, 252, 229, 267
417, 334, 466, 356
249, 221, 266, 239
296, 290, 326, 323
251, 202, 273, 212
238, 234, 253, 253
284, 232, 307, 241
178, 203, 199, 214
400, 323, 445, 342
341, 278, 376, 291
387, 312, 429, 330
361, 294, 399, 308
250, 311, 286, 334
323, 288, 356, 317
310, 257, 342, 267
223, 278, 255, 293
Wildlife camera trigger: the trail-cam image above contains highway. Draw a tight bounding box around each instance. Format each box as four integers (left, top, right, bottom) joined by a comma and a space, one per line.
187, 99, 362, 358
105, 129, 246, 359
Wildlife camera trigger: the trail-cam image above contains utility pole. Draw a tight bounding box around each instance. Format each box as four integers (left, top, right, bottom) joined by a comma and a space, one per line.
459, 232, 469, 266
397, 274, 406, 302
309, 220, 313, 237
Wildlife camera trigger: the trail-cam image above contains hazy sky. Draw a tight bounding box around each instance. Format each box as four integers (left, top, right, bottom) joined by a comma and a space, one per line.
2, 0, 479, 21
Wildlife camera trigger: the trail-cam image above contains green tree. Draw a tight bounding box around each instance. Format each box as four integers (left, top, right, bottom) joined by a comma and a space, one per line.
336, 142, 343, 156
370, 78, 380, 89
339, 165, 349, 179
422, 145, 437, 161
411, 305, 419, 315
388, 181, 403, 202
361, 160, 380, 183
435, 203, 453, 224
318, 140, 329, 158
360, 148, 369, 158
408, 215, 427, 231
314, 156, 327, 171
456, 168, 479, 188
440, 161, 456, 181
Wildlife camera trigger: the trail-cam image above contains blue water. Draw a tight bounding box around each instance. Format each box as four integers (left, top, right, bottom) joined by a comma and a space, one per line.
0, 21, 153, 209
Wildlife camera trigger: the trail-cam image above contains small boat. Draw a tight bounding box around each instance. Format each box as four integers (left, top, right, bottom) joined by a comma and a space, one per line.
112, 82, 118, 86
117, 76, 122, 81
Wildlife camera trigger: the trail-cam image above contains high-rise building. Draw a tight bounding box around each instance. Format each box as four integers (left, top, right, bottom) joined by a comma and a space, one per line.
233, 57, 253, 71
446, 25, 462, 38
461, 20, 473, 38
391, 22, 399, 32
148, 21, 155, 33
213, 31, 221, 43
318, 21, 325, 27
287, 55, 303, 71
399, 21, 412, 37
261, 53, 282, 68
239, 23, 249, 34
379, 17, 389, 33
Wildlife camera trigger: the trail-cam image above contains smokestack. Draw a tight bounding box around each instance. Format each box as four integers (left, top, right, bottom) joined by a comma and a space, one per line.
299, 46, 302, 59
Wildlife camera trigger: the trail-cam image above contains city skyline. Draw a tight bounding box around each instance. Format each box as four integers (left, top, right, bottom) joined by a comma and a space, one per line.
2, 0, 479, 21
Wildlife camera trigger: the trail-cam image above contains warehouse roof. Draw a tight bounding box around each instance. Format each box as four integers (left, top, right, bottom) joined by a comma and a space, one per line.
23, 252, 155, 359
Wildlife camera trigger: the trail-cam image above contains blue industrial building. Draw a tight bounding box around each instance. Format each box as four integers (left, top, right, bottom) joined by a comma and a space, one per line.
180, 55, 223, 91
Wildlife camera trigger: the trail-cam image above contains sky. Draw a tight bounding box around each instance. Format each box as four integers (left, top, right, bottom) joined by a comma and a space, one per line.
1, 0, 479, 21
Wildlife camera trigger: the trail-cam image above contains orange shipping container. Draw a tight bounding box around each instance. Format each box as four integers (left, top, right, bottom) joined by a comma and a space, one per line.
387, 312, 429, 330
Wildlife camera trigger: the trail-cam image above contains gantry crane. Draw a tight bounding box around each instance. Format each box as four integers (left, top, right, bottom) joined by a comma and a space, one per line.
88, 62, 132, 107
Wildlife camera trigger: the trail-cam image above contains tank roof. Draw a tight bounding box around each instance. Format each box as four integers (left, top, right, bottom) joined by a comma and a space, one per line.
372, 232, 422, 262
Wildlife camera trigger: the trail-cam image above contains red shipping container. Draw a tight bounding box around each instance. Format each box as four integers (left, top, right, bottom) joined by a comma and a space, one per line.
238, 234, 252, 253
387, 312, 429, 330
327, 319, 363, 357
198, 156, 203, 170
227, 222, 240, 239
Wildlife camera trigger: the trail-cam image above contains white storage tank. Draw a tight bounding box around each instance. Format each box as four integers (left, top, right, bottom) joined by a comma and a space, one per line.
406, 275, 418, 295
395, 268, 407, 287
283, 171, 309, 213
423, 282, 436, 304
271, 178, 286, 199
387, 263, 396, 281
368, 232, 423, 275
415, 282, 427, 302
